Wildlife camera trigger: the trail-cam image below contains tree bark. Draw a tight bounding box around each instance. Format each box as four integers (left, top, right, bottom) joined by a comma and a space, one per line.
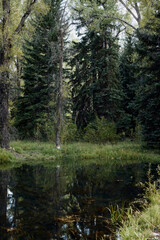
56, 30, 63, 149
15, 57, 22, 98
0, 0, 10, 149
134, 2, 141, 26
0, 76, 10, 149
15, 0, 38, 34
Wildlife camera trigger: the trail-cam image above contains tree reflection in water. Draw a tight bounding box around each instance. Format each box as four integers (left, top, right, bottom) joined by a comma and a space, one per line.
0, 163, 158, 240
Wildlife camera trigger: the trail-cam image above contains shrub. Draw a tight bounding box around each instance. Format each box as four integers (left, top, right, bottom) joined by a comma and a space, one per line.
0, 150, 10, 163
83, 117, 119, 143
34, 120, 56, 141
61, 122, 79, 143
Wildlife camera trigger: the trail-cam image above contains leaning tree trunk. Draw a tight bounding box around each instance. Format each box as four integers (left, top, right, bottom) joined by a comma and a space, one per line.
56, 29, 63, 149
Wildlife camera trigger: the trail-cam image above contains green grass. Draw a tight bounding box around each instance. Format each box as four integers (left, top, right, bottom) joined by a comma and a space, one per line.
8, 140, 160, 165
119, 183, 160, 240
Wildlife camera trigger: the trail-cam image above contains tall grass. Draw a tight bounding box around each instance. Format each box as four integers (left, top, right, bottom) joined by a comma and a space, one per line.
119, 176, 160, 240
9, 140, 160, 164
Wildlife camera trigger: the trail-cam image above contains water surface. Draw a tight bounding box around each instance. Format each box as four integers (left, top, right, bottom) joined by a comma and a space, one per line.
0, 162, 158, 240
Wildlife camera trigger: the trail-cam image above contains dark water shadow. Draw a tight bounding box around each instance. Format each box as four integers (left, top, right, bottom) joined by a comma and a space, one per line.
0, 162, 159, 240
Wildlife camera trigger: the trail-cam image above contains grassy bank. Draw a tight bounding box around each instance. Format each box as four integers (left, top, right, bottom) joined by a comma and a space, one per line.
0, 140, 159, 165
119, 181, 160, 240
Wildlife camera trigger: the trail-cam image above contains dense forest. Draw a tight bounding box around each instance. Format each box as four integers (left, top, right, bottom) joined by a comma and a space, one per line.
0, 0, 160, 149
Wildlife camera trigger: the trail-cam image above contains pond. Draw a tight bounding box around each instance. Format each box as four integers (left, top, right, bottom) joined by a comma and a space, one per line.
0, 162, 158, 240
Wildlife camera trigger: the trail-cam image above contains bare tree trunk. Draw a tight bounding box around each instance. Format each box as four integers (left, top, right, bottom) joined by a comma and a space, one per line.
0, 78, 10, 149
134, 2, 141, 26
15, 57, 22, 98
56, 30, 63, 149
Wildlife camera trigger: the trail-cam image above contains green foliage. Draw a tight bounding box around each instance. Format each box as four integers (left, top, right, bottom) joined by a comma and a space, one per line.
0, 149, 13, 163
15, 1, 61, 140
136, 11, 160, 149
83, 117, 119, 143
108, 203, 126, 226
118, 36, 138, 137
34, 120, 56, 141
119, 174, 160, 240
70, 30, 122, 129
14, 146, 23, 154
61, 121, 78, 143
0, 151, 9, 163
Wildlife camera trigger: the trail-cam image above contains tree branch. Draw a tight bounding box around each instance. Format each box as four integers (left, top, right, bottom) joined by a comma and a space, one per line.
72, 6, 137, 31
119, 0, 139, 23
103, 16, 137, 30
15, 0, 38, 34
134, 2, 141, 26
115, 27, 126, 37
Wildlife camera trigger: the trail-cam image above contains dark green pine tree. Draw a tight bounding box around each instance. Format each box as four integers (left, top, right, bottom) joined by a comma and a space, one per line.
70, 29, 121, 129
136, 11, 160, 148
118, 36, 138, 137
15, 0, 60, 139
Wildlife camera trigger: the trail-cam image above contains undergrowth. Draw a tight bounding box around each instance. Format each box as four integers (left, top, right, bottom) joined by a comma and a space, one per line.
119, 168, 160, 240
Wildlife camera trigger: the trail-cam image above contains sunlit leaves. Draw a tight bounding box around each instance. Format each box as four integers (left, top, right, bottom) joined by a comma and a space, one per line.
70, 0, 159, 35
32, 1, 50, 16
70, 0, 120, 33
0, 0, 50, 62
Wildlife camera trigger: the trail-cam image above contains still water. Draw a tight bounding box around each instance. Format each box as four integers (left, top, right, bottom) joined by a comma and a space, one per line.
0, 162, 158, 240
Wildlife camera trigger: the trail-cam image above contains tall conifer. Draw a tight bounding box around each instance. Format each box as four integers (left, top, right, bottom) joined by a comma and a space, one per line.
70, 29, 121, 129
15, 0, 61, 139
118, 37, 138, 136
136, 11, 160, 148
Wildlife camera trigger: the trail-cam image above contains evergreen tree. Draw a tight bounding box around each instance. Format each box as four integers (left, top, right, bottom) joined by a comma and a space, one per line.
118, 36, 138, 137
136, 11, 160, 148
70, 29, 121, 129
15, 0, 61, 139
